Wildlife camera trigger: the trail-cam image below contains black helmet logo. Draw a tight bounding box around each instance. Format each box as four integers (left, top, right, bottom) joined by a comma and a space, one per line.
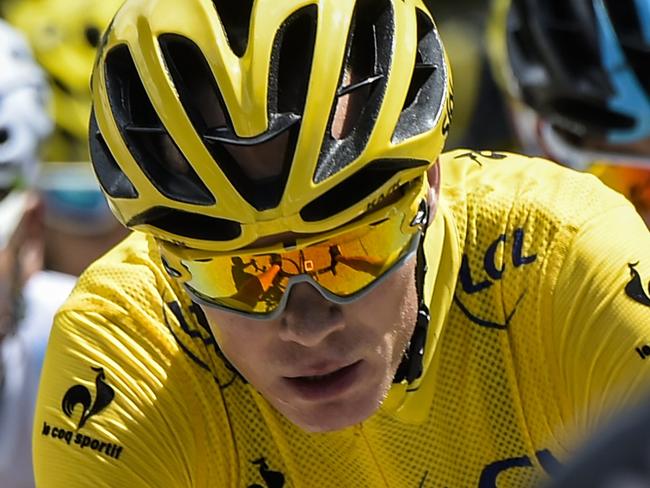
62, 366, 115, 430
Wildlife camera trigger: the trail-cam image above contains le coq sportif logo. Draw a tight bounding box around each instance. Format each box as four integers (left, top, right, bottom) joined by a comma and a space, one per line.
40, 365, 124, 461
62, 366, 115, 429
626, 262, 650, 307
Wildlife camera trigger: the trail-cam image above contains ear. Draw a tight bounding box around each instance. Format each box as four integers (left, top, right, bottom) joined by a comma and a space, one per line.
426, 159, 440, 223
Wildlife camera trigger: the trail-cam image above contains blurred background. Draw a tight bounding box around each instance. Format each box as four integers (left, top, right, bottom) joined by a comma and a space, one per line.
1, 0, 129, 279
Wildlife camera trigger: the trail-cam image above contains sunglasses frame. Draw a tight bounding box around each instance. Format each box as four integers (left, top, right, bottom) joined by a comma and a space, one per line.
183, 228, 423, 320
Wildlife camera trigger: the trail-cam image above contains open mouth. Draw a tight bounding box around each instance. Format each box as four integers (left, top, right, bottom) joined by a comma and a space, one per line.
284, 360, 363, 401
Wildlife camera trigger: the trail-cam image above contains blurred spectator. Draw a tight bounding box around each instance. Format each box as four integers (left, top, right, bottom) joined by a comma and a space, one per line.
35, 162, 127, 276
488, 0, 650, 225
427, 0, 516, 150
2, 0, 129, 275
1, 0, 124, 161
0, 20, 75, 487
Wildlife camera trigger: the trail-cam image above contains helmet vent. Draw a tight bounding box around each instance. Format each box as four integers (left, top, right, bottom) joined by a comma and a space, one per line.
606, 0, 650, 96
159, 34, 303, 211
89, 110, 138, 199
509, 1, 607, 105
159, 35, 232, 137
391, 9, 447, 144
509, 0, 649, 137
51, 75, 73, 96
85, 25, 101, 48
313, 0, 393, 184
625, 44, 650, 96
211, 0, 254, 57
127, 206, 241, 241
300, 158, 427, 222
104, 44, 215, 206
550, 98, 635, 133
271, 5, 317, 117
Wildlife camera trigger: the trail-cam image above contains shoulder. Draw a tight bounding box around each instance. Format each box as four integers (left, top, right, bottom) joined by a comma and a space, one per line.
34, 233, 235, 485
63, 232, 166, 308
51, 231, 214, 382
438, 149, 632, 243
439, 148, 627, 209
58, 232, 189, 333
58, 232, 227, 379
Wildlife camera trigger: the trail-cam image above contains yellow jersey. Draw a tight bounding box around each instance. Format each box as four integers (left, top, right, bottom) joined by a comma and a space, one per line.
33, 150, 650, 487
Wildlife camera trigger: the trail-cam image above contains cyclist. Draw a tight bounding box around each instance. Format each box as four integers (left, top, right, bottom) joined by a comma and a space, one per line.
0, 19, 75, 487
33, 0, 650, 486
2, 0, 129, 276
487, 0, 650, 225
1, 0, 128, 162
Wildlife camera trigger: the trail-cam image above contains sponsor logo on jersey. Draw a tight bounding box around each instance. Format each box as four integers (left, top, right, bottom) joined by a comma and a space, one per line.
39, 366, 124, 461
454, 150, 508, 166
635, 343, 650, 359
454, 228, 536, 329
62, 366, 115, 429
417, 471, 429, 487
625, 262, 650, 307
478, 449, 560, 487
248, 457, 285, 488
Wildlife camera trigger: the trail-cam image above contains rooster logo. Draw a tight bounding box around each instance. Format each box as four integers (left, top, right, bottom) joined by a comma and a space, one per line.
626, 262, 650, 307
62, 366, 115, 429
248, 458, 285, 488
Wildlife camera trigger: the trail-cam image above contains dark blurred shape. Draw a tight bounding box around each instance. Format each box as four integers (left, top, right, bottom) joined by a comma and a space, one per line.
426, 0, 516, 151
544, 396, 650, 488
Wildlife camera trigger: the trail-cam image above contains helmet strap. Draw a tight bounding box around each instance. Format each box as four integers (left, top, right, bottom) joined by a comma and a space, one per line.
393, 199, 430, 384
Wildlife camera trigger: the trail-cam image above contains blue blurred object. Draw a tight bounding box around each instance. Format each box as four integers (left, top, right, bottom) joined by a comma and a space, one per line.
37, 162, 118, 235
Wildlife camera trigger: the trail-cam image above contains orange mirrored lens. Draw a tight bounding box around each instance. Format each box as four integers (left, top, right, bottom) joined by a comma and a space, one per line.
178, 216, 417, 315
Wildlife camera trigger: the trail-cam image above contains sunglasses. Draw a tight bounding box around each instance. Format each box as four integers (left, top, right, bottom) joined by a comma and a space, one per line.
159, 179, 429, 319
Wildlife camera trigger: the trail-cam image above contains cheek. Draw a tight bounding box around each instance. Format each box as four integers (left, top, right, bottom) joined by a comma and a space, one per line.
387, 260, 419, 337
348, 259, 419, 347
201, 309, 271, 375
203, 307, 259, 362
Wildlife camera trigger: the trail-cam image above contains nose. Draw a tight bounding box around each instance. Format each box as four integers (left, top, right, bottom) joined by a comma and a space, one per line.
279, 282, 345, 347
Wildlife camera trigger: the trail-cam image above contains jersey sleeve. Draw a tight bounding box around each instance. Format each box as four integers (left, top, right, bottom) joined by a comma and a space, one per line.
550, 202, 650, 446
32, 284, 231, 487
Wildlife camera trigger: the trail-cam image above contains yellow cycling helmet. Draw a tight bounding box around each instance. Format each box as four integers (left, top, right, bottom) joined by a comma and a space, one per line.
91, 0, 453, 251
3, 0, 125, 154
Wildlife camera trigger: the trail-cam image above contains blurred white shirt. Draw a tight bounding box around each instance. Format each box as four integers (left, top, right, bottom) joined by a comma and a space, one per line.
0, 271, 75, 488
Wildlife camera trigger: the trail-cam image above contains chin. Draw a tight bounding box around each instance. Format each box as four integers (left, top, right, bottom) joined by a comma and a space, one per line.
288, 404, 377, 433
279, 380, 390, 433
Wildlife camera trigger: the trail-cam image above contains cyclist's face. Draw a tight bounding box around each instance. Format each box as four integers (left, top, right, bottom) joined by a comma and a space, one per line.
200, 255, 419, 432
